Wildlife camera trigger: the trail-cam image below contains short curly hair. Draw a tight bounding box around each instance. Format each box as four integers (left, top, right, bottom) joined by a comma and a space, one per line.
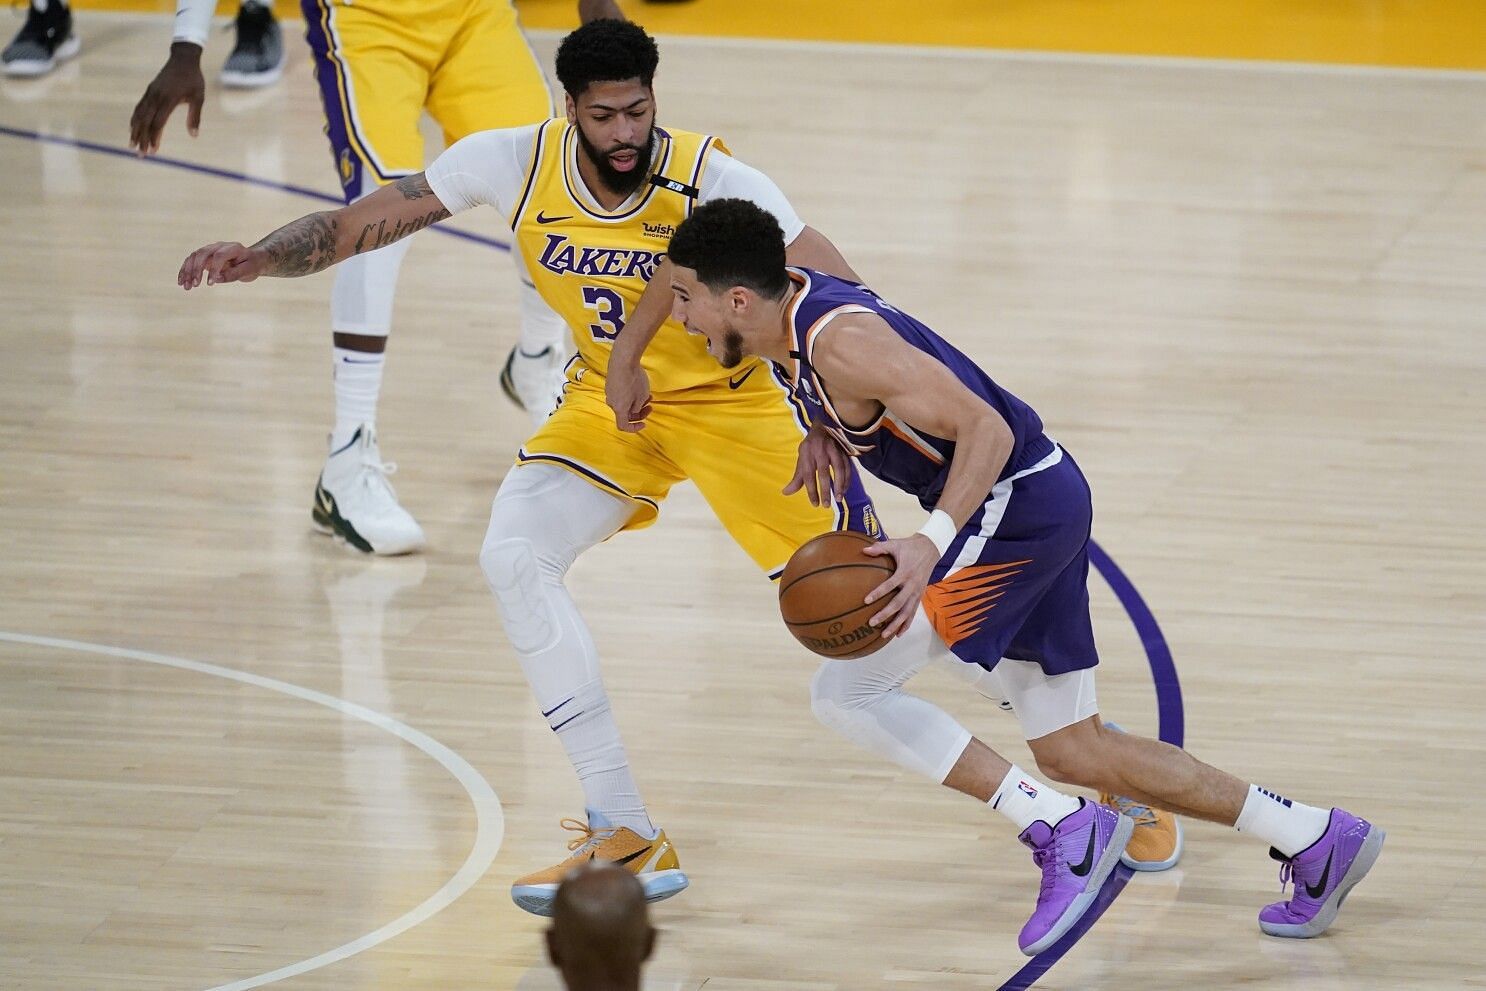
667, 199, 790, 300
555, 19, 660, 98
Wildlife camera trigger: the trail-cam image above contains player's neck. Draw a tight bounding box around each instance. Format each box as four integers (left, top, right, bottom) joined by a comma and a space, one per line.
755, 296, 795, 365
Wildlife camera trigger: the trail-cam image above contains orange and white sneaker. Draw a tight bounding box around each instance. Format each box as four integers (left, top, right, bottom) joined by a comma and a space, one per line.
1099, 721, 1183, 872
510, 815, 688, 916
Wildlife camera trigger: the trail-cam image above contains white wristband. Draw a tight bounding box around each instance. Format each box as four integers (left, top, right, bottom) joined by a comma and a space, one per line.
916, 509, 957, 557
173, 0, 215, 48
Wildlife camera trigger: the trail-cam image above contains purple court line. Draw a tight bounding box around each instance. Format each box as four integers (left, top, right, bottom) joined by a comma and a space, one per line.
993, 541, 1182, 991
0, 118, 1182, 989
1089, 539, 1184, 750
0, 124, 513, 254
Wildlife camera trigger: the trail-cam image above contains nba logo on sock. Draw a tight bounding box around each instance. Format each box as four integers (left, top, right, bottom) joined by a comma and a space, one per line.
1018, 780, 1038, 799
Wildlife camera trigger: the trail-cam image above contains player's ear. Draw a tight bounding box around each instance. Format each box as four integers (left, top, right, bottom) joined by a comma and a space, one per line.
564, 93, 577, 124
729, 286, 749, 313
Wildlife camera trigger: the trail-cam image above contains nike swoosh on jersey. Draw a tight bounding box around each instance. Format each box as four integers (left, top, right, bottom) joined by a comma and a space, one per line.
728, 366, 757, 389
536, 211, 573, 225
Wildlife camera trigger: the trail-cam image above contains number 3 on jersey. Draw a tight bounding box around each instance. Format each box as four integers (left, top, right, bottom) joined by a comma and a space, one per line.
582, 286, 626, 341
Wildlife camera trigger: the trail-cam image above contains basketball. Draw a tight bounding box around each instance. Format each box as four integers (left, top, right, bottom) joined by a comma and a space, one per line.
778, 530, 895, 659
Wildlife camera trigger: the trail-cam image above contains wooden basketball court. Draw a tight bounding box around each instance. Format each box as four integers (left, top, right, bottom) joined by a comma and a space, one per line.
2, 11, 1483, 989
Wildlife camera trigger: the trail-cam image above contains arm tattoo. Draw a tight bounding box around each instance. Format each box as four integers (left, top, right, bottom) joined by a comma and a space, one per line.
253, 212, 340, 278
394, 174, 435, 200
352, 205, 451, 255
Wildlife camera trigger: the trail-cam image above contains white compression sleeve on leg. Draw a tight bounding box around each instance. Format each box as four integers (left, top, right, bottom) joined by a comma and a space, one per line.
330, 175, 414, 335
480, 464, 656, 834
810, 608, 972, 783
515, 267, 568, 357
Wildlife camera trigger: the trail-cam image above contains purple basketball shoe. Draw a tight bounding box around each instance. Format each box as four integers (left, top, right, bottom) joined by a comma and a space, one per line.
1259, 807, 1384, 938
1017, 798, 1134, 955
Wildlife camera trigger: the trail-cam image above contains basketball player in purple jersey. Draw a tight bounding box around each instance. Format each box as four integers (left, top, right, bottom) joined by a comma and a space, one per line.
662, 198, 1384, 954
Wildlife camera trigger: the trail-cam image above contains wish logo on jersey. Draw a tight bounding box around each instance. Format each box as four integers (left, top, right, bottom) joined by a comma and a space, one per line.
534, 233, 663, 281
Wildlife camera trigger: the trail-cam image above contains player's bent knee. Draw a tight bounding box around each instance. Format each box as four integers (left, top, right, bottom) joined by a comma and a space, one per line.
811, 660, 899, 739
811, 659, 877, 711
479, 535, 560, 655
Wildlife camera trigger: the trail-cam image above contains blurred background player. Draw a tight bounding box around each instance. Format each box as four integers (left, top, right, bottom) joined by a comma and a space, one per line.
547, 863, 656, 991
132, 0, 623, 555
5, 0, 284, 84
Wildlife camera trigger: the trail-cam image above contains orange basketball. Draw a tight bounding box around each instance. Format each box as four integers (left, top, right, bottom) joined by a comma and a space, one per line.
778, 530, 894, 659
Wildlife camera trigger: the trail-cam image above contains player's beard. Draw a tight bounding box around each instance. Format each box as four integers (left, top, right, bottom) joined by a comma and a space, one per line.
576, 124, 654, 198
718, 328, 746, 368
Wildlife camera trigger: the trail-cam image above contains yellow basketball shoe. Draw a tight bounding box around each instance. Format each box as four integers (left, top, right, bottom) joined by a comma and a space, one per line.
1099, 793, 1183, 871
1099, 721, 1183, 872
510, 815, 688, 916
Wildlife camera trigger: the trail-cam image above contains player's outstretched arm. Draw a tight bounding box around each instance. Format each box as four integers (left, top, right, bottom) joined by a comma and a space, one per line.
178, 175, 452, 289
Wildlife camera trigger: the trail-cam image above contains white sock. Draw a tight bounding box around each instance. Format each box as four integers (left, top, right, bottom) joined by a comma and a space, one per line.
544, 679, 655, 838
332, 346, 384, 450
990, 765, 1082, 832
1234, 784, 1332, 857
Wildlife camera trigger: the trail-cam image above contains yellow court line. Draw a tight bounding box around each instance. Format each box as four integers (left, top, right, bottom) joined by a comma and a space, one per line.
74, 0, 1486, 70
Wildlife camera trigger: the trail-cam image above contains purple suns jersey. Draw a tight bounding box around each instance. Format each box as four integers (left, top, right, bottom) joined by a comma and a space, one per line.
778, 268, 1054, 510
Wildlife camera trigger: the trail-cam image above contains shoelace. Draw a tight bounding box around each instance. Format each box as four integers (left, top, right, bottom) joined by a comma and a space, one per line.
1277, 859, 1294, 894
559, 816, 620, 859
1029, 845, 1059, 900
356, 453, 400, 496
1102, 793, 1159, 827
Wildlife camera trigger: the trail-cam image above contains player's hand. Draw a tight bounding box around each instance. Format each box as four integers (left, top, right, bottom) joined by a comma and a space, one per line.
605, 358, 652, 431
577, 0, 626, 23
862, 534, 939, 639
130, 42, 206, 157
784, 421, 850, 507
178, 242, 267, 289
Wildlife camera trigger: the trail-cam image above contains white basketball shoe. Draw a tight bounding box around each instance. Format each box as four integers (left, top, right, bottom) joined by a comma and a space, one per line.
312, 425, 425, 555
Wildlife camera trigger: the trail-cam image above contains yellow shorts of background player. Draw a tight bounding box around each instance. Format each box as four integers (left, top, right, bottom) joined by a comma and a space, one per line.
302, 0, 554, 201
516, 358, 882, 579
